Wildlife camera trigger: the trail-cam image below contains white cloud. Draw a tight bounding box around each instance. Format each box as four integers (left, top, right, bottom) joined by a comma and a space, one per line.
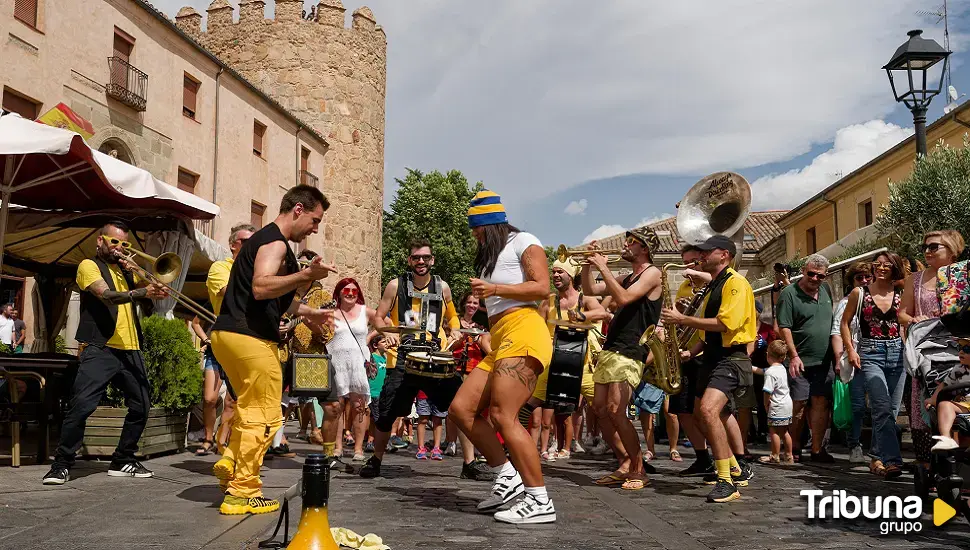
151, 1, 958, 206
750, 120, 914, 210
582, 224, 625, 244
581, 212, 674, 243
564, 199, 588, 215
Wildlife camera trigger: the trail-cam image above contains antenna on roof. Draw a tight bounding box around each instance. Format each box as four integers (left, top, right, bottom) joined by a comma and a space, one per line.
918, 1, 954, 93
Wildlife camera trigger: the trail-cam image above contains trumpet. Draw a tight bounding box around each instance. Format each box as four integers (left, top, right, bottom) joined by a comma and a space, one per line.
556, 244, 624, 265
117, 248, 217, 324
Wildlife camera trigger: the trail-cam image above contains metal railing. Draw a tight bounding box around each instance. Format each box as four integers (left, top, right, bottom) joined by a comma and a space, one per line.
106, 57, 148, 112
193, 219, 212, 238
299, 170, 319, 188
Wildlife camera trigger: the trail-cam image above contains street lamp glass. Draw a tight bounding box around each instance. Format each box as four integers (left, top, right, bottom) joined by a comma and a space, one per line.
883, 29, 950, 110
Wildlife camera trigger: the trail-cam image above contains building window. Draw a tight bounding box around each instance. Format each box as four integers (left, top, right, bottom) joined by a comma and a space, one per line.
858, 199, 873, 227
253, 120, 266, 157
177, 168, 198, 194
183, 73, 199, 120
2, 88, 40, 119
301, 147, 310, 171
806, 227, 817, 254
14, 0, 38, 28
251, 201, 266, 227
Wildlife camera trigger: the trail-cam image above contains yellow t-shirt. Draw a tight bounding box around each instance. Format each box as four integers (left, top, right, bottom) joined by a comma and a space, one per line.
207, 258, 233, 316
675, 280, 704, 350
697, 268, 757, 348
386, 282, 458, 369
76, 259, 139, 350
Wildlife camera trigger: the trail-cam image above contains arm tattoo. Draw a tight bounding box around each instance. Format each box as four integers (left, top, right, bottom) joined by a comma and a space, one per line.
494, 358, 537, 393
90, 279, 147, 305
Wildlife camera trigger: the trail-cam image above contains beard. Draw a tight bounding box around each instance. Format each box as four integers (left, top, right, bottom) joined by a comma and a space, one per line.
412, 264, 429, 276
621, 249, 634, 261
98, 246, 120, 264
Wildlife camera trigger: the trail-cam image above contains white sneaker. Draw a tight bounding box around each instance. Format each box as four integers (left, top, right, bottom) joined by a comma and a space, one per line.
444, 442, 457, 457
571, 440, 585, 454
931, 435, 960, 452
848, 446, 866, 463
591, 440, 609, 456
477, 469, 524, 512
541, 450, 556, 463
494, 493, 556, 524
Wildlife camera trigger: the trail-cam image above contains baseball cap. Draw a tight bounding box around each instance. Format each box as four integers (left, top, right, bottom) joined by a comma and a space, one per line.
696, 234, 737, 256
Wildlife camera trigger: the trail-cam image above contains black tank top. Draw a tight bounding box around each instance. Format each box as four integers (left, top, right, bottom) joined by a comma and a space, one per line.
604, 267, 662, 362
212, 222, 299, 343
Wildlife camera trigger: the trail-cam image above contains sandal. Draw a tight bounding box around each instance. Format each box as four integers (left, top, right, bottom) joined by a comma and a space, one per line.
869, 460, 887, 476
595, 473, 627, 486
195, 439, 214, 456
621, 477, 647, 491
669, 450, 683, 462
758, 455, 780, 464
883, 464, 903, 480
644, 450, 655, 461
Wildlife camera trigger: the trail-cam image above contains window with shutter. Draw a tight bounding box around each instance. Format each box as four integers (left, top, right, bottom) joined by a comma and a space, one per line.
183, 74, 199, 119
177, 168, 198, 194
14, 0, 38, 28
111, 30, 134, 91
301, 147, 310, 171
251, 201, 266, 227
2, 88, 40, 119
253, 120, 266, 157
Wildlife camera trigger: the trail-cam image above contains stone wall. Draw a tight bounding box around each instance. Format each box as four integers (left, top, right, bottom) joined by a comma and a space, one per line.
184, 0, 387, 301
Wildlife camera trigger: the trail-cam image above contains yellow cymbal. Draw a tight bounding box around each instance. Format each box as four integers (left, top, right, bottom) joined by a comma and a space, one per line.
377, 325, 424, 334
549, 319, 594, 330
459, 328, 487, 335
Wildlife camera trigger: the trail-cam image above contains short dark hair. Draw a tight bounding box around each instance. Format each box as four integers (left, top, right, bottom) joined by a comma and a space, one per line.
408, 238, 432, 254
298, 249, 318, 260
874, 251, 906, 281
280, 185, 329, 214
101, 220, 129, 235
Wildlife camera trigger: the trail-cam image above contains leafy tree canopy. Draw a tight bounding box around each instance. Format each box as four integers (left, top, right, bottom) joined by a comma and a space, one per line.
382, 169, 484, 301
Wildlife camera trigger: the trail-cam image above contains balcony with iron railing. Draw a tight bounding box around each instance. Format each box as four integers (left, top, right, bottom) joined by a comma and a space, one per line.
299, 170, 319, 188
106, 57, 148, 112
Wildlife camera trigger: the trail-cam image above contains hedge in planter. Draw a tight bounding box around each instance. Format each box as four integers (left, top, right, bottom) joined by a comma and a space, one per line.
84, 316, 203, 457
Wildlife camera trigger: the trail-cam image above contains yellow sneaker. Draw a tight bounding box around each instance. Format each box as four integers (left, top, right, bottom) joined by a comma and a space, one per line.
219, 495, 280, 515
213, 457, 235, 492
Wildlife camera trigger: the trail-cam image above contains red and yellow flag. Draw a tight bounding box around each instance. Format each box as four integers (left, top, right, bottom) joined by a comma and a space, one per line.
36, 103, 95, 140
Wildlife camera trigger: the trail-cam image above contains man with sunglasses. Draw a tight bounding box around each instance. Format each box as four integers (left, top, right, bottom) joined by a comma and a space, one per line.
360, 238, 471, 479
43, 221, 169, 485
776, 253, 836, 463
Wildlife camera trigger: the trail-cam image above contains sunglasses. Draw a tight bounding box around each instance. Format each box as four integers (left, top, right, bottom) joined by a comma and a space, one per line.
853, 273, 872, 282
101, 235, 132, 248
805, 271, 826, 280
341, 287, 359, 296
923, 242, 947, 253
410, 254, 433, 262
872, 262, 893, 269
624, 238, 643, 247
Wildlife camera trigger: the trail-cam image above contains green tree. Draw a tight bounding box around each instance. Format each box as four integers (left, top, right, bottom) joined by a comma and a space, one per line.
382, 169, 484, 300
876, 136, 970, 260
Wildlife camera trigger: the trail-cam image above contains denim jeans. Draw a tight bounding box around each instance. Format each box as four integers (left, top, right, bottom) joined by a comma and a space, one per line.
847, 371, 867, 449
859, 338, 906, 465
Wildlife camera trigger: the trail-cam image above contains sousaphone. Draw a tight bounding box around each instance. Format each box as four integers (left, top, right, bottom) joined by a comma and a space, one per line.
676, 171, 751, 270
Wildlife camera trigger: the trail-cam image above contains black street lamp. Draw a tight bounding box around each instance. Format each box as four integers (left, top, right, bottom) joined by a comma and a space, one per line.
883, 29, 951, 156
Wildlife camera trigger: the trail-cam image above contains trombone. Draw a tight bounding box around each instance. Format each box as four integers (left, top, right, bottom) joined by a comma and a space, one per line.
556, 244, 624, 266
117, 248, 218, 324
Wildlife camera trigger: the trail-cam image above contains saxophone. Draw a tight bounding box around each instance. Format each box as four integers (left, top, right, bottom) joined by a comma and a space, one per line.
638, 261, 698, 394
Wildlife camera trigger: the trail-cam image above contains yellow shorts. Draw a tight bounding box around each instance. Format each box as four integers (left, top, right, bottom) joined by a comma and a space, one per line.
593, 349, 645, 389
476, 308, 552, 397
580, 367, 595, 401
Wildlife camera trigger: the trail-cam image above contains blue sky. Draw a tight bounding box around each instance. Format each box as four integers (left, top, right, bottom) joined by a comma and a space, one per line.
156, 1, 970, 246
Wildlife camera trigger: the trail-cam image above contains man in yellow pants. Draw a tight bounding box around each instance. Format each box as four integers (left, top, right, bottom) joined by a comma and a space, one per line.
210, 185, 337, 515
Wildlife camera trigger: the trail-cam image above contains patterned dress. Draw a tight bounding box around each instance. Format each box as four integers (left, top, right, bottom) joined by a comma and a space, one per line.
910, 269, 942, 460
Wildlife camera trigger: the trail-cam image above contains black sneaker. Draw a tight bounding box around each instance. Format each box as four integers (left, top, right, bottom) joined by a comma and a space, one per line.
359, 455, 381, 478
678, 460, 715, 477
703, 468, 750, 487
461, 460, 497, 481
706, 479, 740, 503
42, 465, 69, 485
107, 461, 153, 478
810, 450, 836, 463
269, 444, 296, 458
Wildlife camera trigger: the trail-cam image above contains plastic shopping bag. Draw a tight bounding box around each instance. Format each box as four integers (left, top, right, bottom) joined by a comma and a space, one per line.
832, 380, 853, 431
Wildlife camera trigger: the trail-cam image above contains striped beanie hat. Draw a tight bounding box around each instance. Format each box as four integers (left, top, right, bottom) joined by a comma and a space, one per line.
467, 190, 508, 228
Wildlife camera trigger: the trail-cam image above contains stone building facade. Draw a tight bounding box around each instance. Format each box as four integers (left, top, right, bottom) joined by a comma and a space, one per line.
181, 0, 388, 300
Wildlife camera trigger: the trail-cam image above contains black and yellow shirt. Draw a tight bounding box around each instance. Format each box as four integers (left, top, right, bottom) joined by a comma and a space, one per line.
698, 267, 757, 349
76, 259, 139, 350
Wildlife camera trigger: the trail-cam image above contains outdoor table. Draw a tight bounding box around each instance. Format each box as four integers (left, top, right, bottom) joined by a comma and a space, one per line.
0, 352, 78, 465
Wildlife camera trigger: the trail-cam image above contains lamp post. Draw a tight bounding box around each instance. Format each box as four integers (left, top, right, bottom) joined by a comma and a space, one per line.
883, 29, 951, 157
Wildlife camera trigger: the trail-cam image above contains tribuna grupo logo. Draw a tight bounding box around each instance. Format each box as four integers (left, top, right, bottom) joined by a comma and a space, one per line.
801, 490, 957, 535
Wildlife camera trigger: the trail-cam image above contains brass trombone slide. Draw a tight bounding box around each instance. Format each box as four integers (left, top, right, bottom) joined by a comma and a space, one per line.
118, 248, 218, 324
556, 244, 624, 265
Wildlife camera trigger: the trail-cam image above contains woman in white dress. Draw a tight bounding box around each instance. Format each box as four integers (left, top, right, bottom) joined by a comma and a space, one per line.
330, 277, 379, 460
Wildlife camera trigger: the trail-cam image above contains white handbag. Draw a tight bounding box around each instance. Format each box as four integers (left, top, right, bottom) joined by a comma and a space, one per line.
838, 291, 863, 384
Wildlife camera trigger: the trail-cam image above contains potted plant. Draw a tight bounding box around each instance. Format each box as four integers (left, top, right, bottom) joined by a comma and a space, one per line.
80, 316, 202, 458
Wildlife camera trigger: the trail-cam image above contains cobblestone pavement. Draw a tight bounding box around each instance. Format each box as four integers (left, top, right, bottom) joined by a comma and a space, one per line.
254, 443, 970, 550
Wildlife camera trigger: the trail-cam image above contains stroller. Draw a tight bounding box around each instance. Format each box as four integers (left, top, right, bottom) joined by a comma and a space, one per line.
905, 317, 970, 522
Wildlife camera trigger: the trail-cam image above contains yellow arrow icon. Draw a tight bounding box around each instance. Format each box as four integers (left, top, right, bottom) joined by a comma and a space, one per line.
934, 498, 957, 527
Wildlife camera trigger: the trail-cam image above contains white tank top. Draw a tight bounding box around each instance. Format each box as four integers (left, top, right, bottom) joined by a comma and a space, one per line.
481, 232, 543, 317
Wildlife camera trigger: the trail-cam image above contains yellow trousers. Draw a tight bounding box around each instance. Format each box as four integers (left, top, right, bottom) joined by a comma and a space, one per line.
211, 330, 283, 499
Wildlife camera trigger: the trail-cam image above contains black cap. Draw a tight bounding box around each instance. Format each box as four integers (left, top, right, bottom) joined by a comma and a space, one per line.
696, 234, 737, 256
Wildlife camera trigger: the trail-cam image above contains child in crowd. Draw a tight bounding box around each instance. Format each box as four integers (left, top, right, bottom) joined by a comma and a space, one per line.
363, 334, 388, 455
925, 336, 970, 451
414, 390, 447, 460
757, 340, 794, 464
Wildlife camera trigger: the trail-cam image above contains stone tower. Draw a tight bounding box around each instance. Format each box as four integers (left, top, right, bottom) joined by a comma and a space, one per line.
176, 0, 387, 301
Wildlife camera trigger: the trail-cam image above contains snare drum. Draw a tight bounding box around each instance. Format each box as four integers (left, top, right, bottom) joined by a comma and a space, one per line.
404, 352, 457, 379
545, 325, 589, 413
